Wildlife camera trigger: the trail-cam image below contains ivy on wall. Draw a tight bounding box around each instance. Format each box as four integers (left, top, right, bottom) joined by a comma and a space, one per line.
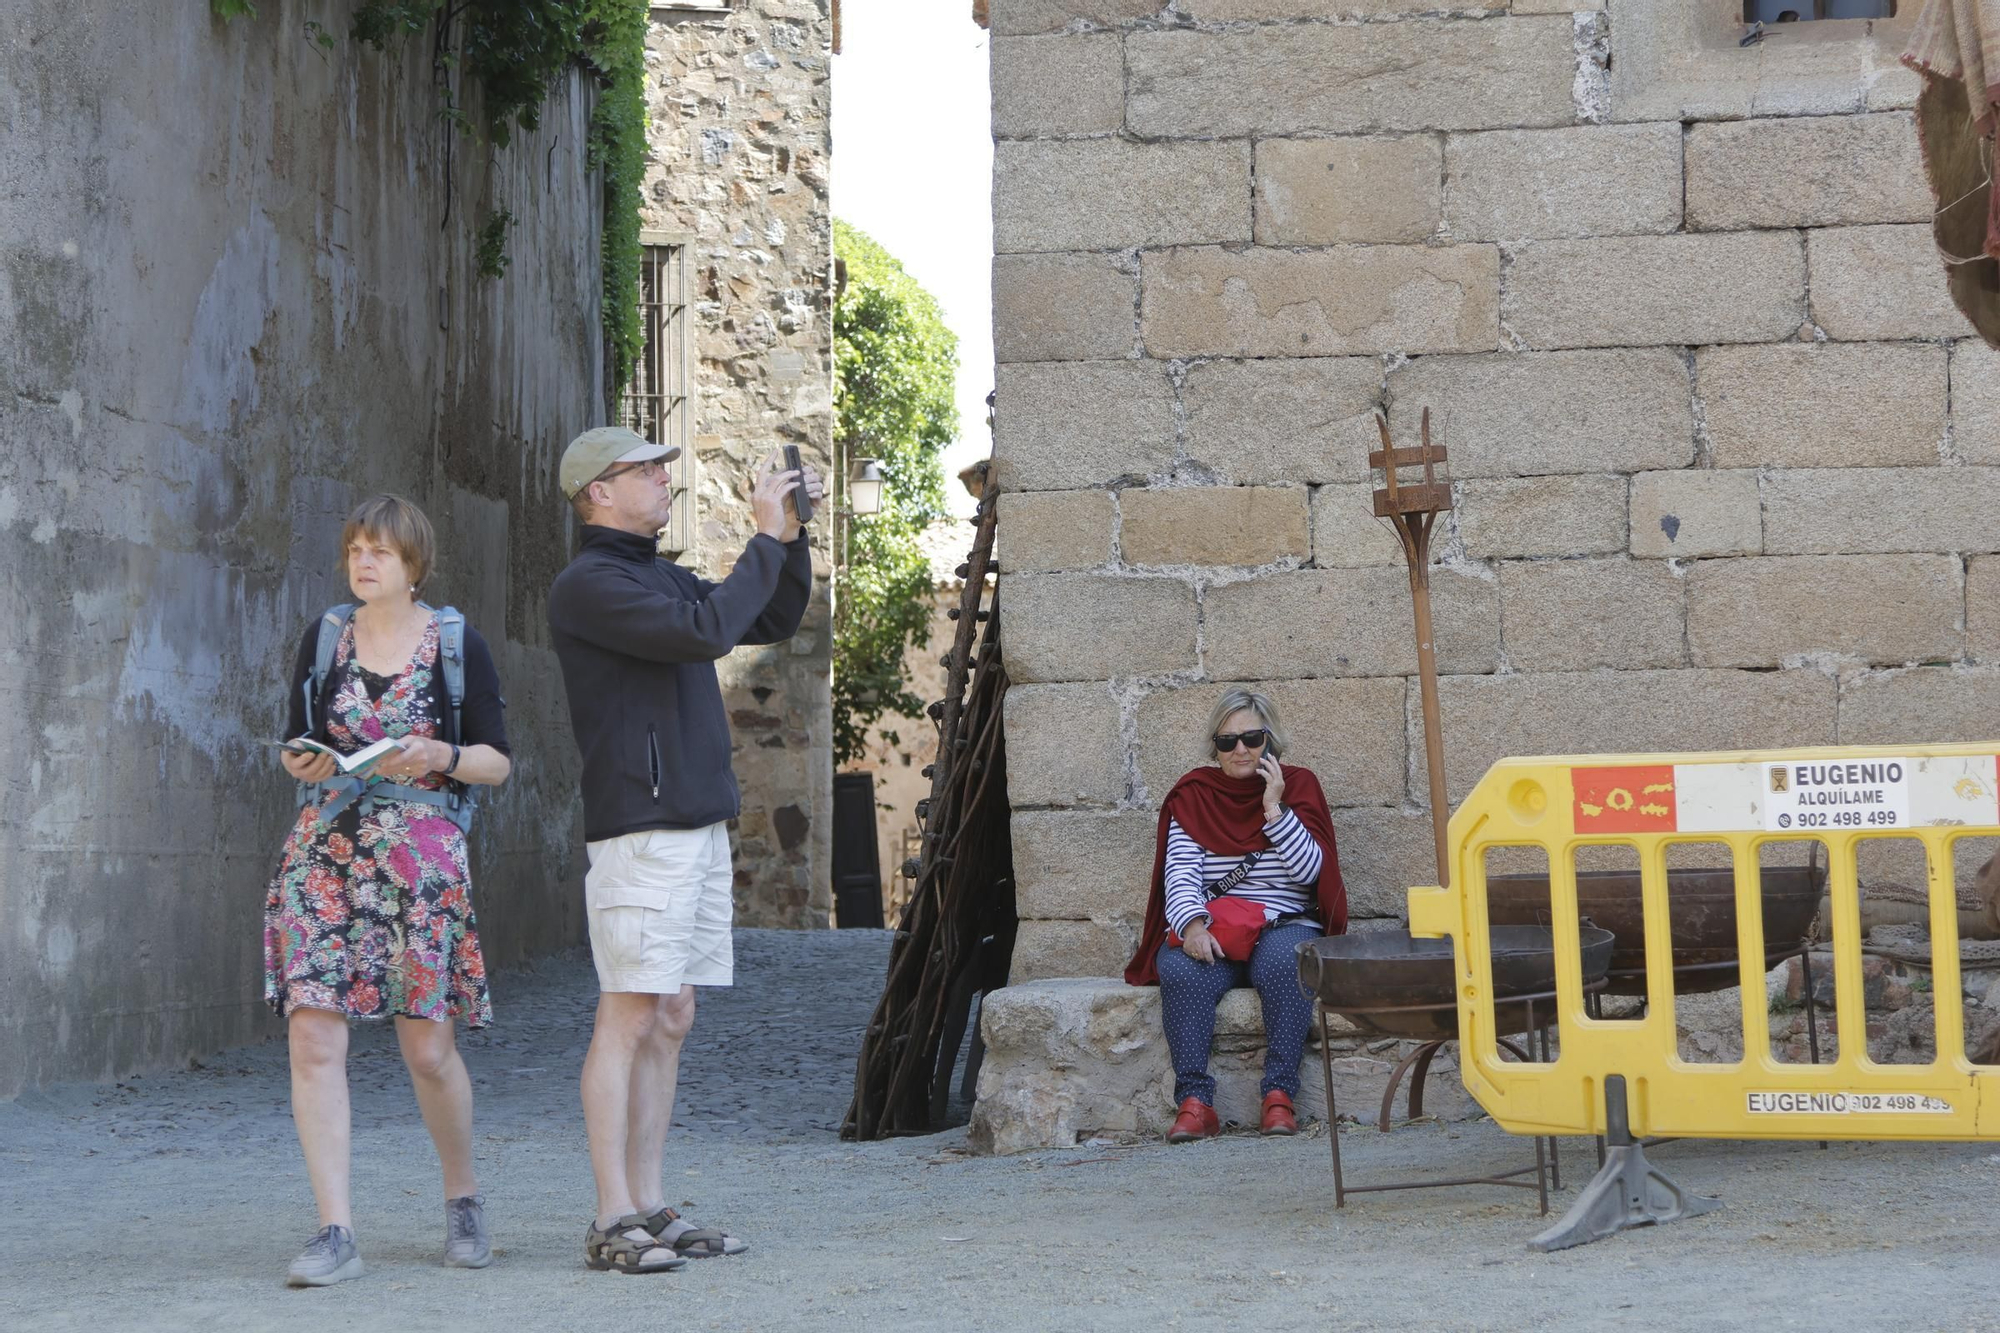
475, 208, 514, 278
832, 221, 957, 768
582, 0, 647, 399
212, 0, 648, 392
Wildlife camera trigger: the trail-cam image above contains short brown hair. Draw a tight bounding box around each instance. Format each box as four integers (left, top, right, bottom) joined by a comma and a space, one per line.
340, 494, 436, 593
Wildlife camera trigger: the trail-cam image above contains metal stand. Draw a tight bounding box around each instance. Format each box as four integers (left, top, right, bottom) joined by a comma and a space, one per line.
1587, 944, 1825, 1166
1529, 1075, 1721, 1252
1589, 944, 1823, 1061
1316, 984, 1604, 1217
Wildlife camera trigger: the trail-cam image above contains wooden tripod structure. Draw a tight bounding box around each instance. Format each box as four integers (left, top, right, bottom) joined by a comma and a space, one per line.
844, 464, 1015, 1140
1372, 408, 1455, 889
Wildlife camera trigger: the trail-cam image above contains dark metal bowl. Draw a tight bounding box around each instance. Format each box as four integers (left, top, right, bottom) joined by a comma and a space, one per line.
1485, 866, 1824, 996
1295, 925, 1615, 1041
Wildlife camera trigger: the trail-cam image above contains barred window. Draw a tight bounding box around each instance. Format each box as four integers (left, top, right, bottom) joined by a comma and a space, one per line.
620, 232, 696, 557
1744, 1, 1893, 21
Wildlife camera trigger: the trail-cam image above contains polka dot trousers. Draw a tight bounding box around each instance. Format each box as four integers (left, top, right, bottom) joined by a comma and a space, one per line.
1156, 919, 1323, 1108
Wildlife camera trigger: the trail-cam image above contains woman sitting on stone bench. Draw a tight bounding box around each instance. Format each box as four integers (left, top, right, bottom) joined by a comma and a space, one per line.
1124, 688, 1347, 1142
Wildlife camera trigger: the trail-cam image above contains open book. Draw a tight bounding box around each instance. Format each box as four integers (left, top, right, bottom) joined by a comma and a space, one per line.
273, 735, 403, 776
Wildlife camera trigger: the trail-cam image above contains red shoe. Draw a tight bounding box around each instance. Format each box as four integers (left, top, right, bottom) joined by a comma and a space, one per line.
1260, 1090, 1297, 1136
1166, 1096, 1220, 1143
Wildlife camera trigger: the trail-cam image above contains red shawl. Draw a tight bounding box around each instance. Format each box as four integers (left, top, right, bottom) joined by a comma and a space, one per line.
1123, 764, 1347, 986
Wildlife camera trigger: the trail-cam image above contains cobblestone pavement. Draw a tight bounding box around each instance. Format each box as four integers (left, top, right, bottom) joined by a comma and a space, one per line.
4, 928, 1999, 1332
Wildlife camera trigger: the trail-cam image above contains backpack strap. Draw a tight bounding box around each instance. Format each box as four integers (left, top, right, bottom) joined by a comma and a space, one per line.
302, 603, 357, 738
316, 776, 475, 834
378, 781, 474, 834
295, 603, 479, 834
435, 606, 466, 744
296, 604, 356, 813
432, 605, 475, 827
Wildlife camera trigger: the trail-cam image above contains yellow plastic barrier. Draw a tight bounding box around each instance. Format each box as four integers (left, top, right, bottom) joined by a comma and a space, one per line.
1406, 742, 2000, 1247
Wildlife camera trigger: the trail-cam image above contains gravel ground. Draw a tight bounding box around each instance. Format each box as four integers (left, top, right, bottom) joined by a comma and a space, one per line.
3, 928, 1998, 1332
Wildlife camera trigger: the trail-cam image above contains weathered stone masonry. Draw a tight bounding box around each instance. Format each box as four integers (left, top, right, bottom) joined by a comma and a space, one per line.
0, 2, 603, 1098
989, 0, 2000, 982
642, 0, 835, 927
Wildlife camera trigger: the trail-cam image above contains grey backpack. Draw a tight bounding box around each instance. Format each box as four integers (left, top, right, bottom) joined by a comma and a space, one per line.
296, 603, 476, 833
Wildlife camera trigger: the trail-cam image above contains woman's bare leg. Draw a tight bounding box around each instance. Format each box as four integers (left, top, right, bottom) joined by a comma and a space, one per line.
396, 1015, 479, 1200
288, 1009, 353, 1229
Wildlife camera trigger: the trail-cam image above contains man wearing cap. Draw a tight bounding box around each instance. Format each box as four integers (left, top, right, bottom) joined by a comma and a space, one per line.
547, 426, 821, 1274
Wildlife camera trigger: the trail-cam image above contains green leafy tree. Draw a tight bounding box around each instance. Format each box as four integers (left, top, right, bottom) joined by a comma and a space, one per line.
833, 220, 957, 767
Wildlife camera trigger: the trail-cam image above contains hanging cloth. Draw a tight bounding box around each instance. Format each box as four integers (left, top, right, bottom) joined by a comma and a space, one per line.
1905, 0, 2000, 345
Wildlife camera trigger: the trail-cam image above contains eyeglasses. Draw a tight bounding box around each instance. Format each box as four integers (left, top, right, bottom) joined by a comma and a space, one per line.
596, 459, 669, 485
1212, 729, 1268, 752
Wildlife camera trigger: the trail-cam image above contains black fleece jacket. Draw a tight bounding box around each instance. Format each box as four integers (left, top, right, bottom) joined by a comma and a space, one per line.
548, 524, 812, 841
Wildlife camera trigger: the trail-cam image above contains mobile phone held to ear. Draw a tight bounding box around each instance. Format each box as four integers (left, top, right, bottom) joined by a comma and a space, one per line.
783, 444, 813, 523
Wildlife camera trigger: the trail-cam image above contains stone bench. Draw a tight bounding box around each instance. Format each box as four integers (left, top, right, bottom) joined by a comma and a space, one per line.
967, 977, 1480, 1155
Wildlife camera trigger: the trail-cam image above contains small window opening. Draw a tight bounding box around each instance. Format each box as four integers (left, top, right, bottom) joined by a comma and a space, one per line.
1744, 0, 1894, 21
620, 235, 696, 557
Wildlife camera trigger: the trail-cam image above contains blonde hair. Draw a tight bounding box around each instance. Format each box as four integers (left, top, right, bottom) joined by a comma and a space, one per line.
340, 494, 436, 593
1204, 688, 1286, 760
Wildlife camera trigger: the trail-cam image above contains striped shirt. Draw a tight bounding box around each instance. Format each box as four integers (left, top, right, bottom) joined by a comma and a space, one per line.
1164, 808, 1325, 936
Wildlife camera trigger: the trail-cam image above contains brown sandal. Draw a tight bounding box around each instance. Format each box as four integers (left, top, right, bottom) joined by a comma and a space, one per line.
584, 1215, 688, 1273
639, 1204, 749, 1258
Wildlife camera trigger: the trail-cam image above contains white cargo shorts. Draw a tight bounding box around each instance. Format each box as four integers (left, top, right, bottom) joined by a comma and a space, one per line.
583, 822, 734, 993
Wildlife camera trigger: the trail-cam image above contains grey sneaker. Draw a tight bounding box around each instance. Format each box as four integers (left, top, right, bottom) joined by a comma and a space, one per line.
286, 1224, 364, 1287
445, 1195, 492, 1268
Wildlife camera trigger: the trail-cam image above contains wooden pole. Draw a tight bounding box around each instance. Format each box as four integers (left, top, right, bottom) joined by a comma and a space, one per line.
1406, 525, 1450, 890
1371, 409, 1454, 889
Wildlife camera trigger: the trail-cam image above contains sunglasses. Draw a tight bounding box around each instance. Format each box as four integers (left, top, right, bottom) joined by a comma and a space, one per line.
1212, 729, 1269, 752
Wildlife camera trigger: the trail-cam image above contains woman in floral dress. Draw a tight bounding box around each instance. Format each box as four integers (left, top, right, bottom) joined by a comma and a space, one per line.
266, 495, 512, 1287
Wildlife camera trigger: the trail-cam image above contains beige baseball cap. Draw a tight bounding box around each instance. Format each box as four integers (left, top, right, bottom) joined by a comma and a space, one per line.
558, 426, 682, 499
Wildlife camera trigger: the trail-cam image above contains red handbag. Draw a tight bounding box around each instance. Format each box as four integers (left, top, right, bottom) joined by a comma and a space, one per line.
1166, 852, 1268, 961
1196, 895, 1268, 960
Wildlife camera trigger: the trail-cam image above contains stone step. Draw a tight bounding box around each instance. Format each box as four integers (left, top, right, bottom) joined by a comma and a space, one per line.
967, 977, 1481, 1155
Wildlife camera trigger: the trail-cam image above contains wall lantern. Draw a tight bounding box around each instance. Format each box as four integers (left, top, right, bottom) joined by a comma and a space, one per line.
848, 458, 885, 517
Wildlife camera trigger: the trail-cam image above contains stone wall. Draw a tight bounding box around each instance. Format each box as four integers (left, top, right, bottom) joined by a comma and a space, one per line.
0, 2, 604, 1097
642, 0, 835, 927
987, 0, 1991, 979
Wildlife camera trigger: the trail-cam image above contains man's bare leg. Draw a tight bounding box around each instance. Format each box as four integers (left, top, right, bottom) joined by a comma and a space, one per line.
581, 991, 662, 1228
627, 987, 695, 1214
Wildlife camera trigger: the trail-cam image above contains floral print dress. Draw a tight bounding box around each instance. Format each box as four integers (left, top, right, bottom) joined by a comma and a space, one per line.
263, 614, 492, 1026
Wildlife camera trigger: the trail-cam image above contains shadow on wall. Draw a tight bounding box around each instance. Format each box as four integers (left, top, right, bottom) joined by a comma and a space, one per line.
0, 4, 602, 1099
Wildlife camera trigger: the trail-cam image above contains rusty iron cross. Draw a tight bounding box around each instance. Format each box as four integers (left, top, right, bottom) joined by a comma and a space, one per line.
1371, 405, 1453, 560
1371, 407, 1455, 889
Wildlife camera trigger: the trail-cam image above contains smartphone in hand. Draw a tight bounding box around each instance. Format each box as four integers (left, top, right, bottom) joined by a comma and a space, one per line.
783, 444, 813, 524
